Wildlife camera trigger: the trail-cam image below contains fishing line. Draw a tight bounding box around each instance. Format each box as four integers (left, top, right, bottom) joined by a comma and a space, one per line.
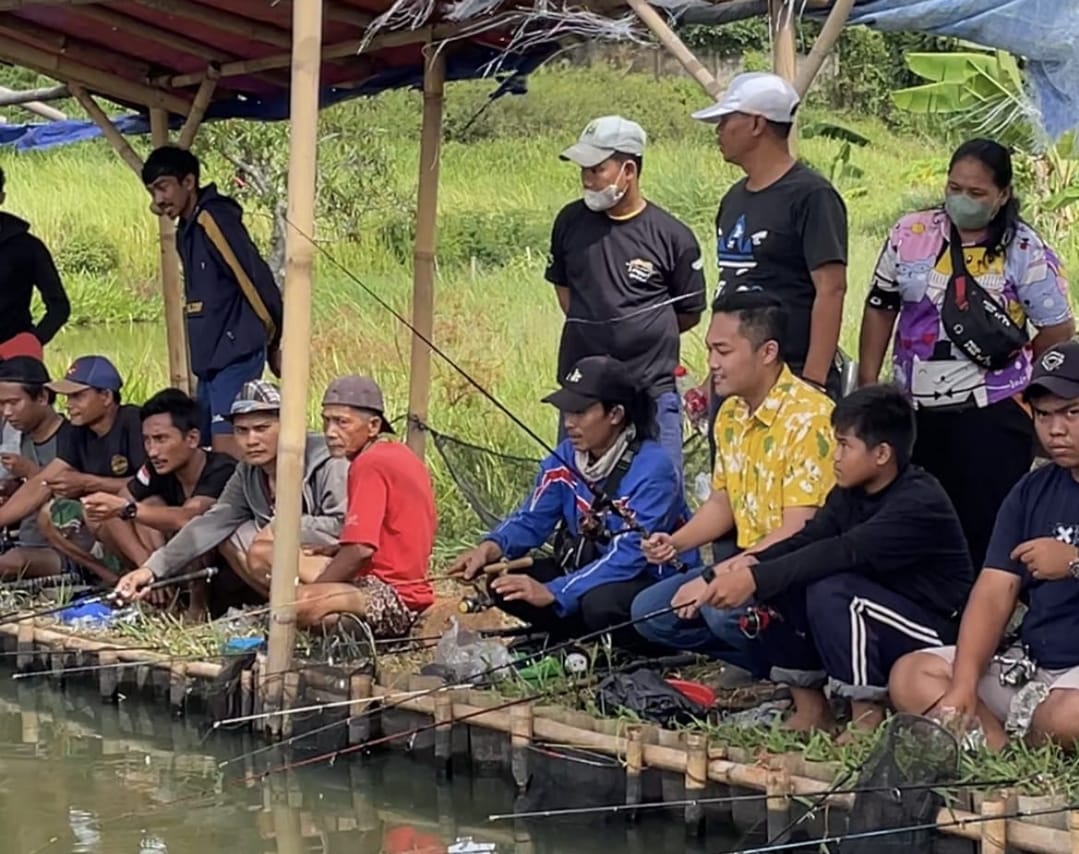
731, 798, 1079, 854
486, 775, 1029, 821
280, 215, 685, 562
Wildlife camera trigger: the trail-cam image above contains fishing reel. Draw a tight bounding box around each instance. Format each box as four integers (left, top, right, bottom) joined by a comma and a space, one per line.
738, 606, 781, 639
996, 648, 1036, 688
459, 589, 495, 614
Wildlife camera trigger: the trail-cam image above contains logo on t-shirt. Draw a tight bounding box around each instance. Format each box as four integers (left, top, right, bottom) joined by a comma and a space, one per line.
110, 455, 130, 476
716, 214, 769, 294
625, 258, 657, 285
1053, 523, 1079, 546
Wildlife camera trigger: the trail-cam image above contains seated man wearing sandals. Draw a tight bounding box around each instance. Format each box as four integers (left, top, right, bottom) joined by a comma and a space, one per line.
448, 355, 693, 651
891, 341, 1079, 752
81, 389, 236, 616
115, 381, 348, 609
274, 376, 436, 636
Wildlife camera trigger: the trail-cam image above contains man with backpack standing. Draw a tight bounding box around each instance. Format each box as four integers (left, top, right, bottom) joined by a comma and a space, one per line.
142, 146, 283, 459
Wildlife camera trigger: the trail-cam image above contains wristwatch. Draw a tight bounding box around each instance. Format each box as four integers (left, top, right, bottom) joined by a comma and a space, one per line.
120, 500, 138, 521
1067, 548, 1079, 580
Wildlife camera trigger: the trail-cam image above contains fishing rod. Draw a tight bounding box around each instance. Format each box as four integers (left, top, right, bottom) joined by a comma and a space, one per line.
0, 566, 218, 626
215, 601, 683, 769
731, 797, 1079, 854
486, 774, 1030, 821
283, 217, 685, 568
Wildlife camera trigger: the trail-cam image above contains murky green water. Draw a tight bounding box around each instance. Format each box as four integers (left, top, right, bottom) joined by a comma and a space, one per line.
0, 681, 742, 854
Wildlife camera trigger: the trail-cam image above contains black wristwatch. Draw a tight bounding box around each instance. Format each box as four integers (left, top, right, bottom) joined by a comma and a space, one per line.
120, 500, 138, 521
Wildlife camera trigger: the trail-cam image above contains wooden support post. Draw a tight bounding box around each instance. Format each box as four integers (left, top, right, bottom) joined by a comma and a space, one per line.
794, 0, 856, 97
252, 653, 265, 721
433, 690, 454, 778
348, 672, 373, 744
149, 107, 193, 394
278, 670, 301, 739
240, 668, 254, 719
624, 0, 722, 99
98, 650, 119, 701
980, 792, 1007, 854
510, 701, 533, 792
625, 725, 644, 821
177, 70, 218, 150
684, 732, 708, 836
169, 662, 189, 711
263, 0, 323, 728
15, 622, 33, 673
769, 0, 797, 157
1068, 806, 1079, 854
69, 86, 143, 175
405, 47, 446, 458
766, 765, 792, 843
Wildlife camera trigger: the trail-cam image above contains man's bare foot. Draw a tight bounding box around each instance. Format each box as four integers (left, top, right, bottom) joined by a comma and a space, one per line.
782, 687, 836, 732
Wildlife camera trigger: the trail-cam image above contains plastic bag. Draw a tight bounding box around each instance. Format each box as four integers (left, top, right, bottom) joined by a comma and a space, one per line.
434, 617, 513, 684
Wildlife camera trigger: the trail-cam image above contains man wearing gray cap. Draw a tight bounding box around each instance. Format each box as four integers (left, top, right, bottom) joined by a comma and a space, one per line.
548, 115, 707, 479
281, 375, 435, 636
116, 380, 349, 608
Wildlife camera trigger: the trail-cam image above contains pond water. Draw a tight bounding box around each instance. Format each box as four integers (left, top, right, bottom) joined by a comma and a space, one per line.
0, 680, 743, 854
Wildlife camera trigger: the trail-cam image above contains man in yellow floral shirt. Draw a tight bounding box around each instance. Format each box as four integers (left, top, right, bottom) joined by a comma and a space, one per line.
633, 290, 834, 677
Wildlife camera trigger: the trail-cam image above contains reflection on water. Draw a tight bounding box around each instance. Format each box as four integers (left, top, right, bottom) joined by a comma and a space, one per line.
0, 681, 738, 854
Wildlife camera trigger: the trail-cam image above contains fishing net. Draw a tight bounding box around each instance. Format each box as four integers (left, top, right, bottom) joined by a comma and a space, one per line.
839, 714, 961, 854
420, 419, 713, 529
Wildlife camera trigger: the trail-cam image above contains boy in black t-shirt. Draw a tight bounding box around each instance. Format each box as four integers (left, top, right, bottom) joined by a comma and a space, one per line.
700, 385, 973, 734
81, 389, 235, 613
892, 341, 1079, 752
548, 115, 707, 477
0, 355, 144, 584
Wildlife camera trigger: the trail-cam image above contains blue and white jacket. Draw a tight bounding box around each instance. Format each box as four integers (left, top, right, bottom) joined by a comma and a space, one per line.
487, 438, 696, 616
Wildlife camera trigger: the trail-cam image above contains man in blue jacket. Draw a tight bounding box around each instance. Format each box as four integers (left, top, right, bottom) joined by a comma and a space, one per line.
142, 146, 283, 459
447, 355, 694, 649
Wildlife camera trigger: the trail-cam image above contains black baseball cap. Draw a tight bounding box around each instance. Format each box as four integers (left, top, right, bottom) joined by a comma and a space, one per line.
542, 355, 638, 413
0, 356, 50, 385
1024, 340, 1079, 402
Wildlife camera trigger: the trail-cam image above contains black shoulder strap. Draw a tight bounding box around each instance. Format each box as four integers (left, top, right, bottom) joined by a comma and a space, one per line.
591, 439, 641, 512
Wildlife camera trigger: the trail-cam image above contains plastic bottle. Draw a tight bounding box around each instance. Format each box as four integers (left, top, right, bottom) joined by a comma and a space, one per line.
675, 365, 709, 436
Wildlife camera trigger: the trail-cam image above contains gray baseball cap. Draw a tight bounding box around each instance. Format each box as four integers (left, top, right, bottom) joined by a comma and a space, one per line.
560, 116, 646, 168
322, 375, 394, 433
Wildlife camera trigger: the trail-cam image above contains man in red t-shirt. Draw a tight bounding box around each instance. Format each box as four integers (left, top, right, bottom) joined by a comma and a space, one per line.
294, 375, 436, 636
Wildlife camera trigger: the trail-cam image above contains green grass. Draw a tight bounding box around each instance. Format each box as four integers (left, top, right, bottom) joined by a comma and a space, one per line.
4, 65, 1074, 550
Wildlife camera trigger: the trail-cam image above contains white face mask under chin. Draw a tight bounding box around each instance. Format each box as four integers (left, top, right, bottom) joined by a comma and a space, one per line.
583, 184, 626, 212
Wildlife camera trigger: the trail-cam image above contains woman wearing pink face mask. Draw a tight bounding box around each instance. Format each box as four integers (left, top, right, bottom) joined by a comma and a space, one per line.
546, 115, 708, 484
858, 138, 1075, 570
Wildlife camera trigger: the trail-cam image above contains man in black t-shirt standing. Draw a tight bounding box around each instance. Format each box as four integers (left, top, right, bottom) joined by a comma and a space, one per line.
694, 72, 848, 394
547, 116, 708, 476
0, 355, 145, 583
81, 388, 236, 614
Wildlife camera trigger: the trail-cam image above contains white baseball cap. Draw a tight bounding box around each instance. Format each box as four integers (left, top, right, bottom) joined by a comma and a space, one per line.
691, 72, 800, 124
560, 116, 646, 168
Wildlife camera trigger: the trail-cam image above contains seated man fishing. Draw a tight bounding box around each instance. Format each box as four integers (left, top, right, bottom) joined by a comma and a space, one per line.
0, 355, 144, 585
891, 341, 1079, 751
80, 389, 236, 616
633, 291, 834, 679
258, 375, 436, 635
0, 357, 72, 579
700, 384, 973, 732
115, 381, 348, 608
447, 355, 693, 651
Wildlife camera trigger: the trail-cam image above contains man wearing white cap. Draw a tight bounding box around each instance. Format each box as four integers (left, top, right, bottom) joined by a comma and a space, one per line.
692, 72, 848, 398
548, 116, 708, 479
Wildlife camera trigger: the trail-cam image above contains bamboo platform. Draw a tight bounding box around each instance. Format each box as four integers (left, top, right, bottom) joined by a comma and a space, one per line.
1, 616, 1077, 853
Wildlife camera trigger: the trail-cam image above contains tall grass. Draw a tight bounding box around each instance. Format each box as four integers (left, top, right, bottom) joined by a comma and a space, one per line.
3, 65, 1071, 549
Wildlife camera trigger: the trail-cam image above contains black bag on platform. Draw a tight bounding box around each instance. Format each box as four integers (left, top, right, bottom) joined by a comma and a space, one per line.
939, 225, 1029, 371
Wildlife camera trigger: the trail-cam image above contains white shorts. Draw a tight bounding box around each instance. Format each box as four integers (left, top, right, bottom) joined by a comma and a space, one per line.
925, 644, 1079, 722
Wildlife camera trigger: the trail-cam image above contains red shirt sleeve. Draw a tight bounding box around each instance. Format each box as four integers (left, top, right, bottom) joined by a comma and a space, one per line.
339, 456, 388, 549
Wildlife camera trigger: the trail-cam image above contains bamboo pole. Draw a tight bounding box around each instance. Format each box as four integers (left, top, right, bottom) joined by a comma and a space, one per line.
149, 107, 194, 395
0, 86, 65, 121
129, 0, 293, 48
623, 0, 722, 99
766, 765, 792, 843
405, 47, 446, 458
510, 701, 533, 792
177, 71, 219, 150
769, 0, 797, 156
981, 793, 1008, 854
794, 0, 856, 97
0, 34, 188, 115
625, 724, 644, 820
263, 0, 323, 731
68, 86, 143, 176
0, 84, 68, 106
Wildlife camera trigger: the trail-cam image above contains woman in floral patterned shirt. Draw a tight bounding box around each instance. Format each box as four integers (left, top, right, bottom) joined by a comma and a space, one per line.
858, 139, 1074, 569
